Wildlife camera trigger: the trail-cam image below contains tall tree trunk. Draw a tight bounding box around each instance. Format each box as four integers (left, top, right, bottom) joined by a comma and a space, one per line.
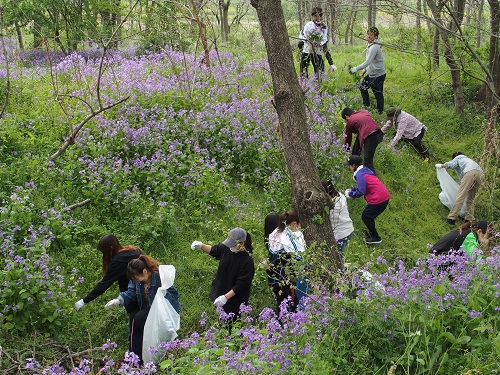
427, 0, 466, 116
327, 0, 337, 45
367, 0, 374, 27
345, 1, 357, 45
250, 0, 342, 270
485, 0, 500, 155
220, 0, 230, 41
416, 0, 421, 50
15, 22, 24, 50
432, 25, 440, 67
476, 0, 484, 47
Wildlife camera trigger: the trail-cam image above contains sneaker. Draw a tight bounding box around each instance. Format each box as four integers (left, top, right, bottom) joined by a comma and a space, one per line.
365, 236, 382, 244
423, 157, 430, 163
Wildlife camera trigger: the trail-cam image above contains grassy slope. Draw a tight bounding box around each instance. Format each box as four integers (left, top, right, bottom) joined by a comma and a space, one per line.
1, 24, 497, 366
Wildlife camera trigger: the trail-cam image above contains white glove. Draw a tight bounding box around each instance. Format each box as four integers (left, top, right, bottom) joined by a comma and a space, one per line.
214, 295, 228, 306
350, 67, 357, 74
191, 240, 203, 250
330, 64, 337, 71
105, 298, 121, 310
435, 164, 442, 169
75, 299, 85, 311
344, 189, 351, 197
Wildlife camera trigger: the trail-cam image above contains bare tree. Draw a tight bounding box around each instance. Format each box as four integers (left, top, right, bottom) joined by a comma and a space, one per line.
0, 6, 10, 119
250, 0, 342, 270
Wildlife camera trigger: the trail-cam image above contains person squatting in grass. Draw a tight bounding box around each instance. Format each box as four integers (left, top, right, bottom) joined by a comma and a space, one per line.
321, 180, 354, 260
191, 228, 255, 321
345, 155, 390, 245
341, 107, 383, 175
298, 7, 329, 78
429, 220, 494, 258
104, 254, 181, 364
75, 234, 144, 344
267, 210, 308, 314
349, 26, 386, 114
382, 107, 431, 162
436, 152, 484, 226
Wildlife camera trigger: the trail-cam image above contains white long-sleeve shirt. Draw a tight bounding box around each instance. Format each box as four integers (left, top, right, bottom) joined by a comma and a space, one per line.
299, 21, 328, 55
329, 193, 354, 240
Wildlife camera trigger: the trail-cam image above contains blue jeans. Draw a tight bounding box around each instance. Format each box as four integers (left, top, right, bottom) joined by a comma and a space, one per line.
336, 233, 353, 259
360, 74, 386, 114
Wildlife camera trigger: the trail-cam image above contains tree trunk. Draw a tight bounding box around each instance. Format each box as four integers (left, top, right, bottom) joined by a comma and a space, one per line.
432, 25, 440, 67
250, 0, 342, 270
485, 0, 500, 155
368, 0, 373, 27
426, 0, 465, 116
15, 22, 24, 50
476, 0, 484, 48
327, 0, 337, 45
416, 0, 421, 50
220, 0, 230, 41
345, 1, 357, 45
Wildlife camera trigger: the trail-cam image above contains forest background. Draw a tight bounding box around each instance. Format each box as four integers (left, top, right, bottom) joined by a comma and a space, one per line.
0, 0, 499, 374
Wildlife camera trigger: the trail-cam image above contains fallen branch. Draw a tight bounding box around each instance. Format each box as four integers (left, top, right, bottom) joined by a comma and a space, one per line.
64, 199, 91, 211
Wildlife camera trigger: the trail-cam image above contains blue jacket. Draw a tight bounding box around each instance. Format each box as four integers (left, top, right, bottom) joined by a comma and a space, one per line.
118, 271, 181, 313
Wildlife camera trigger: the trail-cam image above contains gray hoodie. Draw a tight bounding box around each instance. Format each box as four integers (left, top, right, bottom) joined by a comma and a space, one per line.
354, 39, 386, 78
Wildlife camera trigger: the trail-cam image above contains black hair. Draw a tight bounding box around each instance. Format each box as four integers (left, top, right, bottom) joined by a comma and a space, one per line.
264, 213, 279, 248
341, 108, 354, 119
278, 210, 300, 232
321, 180, 339, 198
311, 7, 322, 16
245, 232, 254, 253
452, 151, 464, 159
368, 26, 379, 37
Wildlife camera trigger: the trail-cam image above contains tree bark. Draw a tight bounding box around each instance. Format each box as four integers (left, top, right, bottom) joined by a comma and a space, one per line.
219, 0, 230, 41
250, 0, 342, 270
485, 0, 500, 155
427, 0, 466, 115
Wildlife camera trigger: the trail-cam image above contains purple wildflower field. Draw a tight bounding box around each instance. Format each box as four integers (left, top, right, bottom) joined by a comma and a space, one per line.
0, 46, 499, 374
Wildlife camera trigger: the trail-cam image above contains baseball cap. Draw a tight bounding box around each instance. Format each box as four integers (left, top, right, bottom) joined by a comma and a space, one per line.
222, 228, 247, 251
345, 155, 363, 166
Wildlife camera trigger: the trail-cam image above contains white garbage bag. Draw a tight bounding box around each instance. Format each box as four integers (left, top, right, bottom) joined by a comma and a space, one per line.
436, 167, 466, 217
142, 265, 180, 364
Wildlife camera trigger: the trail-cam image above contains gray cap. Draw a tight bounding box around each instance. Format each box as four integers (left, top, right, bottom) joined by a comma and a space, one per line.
222, 228, 247, 251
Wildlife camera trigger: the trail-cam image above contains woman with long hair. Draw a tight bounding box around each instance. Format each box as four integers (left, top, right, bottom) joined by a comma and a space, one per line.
75, 234, 143, 319
267, 210, 306, 314
105, 254, 181, 363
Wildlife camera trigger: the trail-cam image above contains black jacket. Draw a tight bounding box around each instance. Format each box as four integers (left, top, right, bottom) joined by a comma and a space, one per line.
83, 248, 143, 313
208, 243, 255, 316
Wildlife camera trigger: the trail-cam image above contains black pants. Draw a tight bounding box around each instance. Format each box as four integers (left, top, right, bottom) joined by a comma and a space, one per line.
272, 284, 297, 316
362, 199, 389, 238
130, 308, 150, 363
360, 74, 386, 114
352, 130, 383, 175
403, 129, 430, 159
300, 52, 324, 78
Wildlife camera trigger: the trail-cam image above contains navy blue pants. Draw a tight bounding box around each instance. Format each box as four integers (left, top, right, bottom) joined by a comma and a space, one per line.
360, 74, 386, 114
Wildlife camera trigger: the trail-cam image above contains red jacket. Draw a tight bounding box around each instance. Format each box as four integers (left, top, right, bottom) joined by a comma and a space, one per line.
344, 110, 381, 149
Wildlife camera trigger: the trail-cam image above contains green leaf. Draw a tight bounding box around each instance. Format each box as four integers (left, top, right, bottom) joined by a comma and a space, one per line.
439, 332, 456, 344
434, 283, 445, 296
455, 336, 471, 345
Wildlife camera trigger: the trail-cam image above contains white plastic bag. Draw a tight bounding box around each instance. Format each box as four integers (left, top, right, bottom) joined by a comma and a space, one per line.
436, 167, 466, 217
142, 265, 180, 364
